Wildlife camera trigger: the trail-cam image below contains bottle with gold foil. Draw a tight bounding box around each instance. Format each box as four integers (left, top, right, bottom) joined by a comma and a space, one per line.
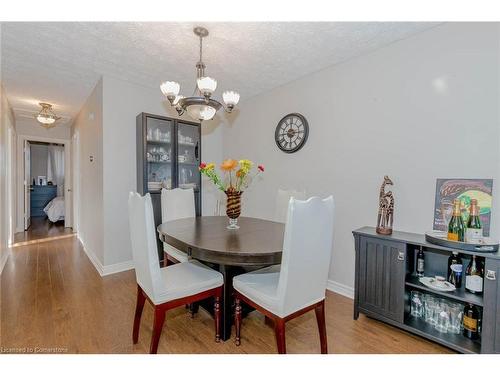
448, 199, 465, 242
463, 303, 480, 340
465, 199, 482, 244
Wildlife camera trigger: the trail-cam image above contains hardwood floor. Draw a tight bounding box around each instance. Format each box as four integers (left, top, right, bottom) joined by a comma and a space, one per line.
13, 216, 74, 246
0, 236, 454, 354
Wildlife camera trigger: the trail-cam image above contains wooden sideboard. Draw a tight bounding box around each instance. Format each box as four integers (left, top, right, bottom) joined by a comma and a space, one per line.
353, 226, 500, 354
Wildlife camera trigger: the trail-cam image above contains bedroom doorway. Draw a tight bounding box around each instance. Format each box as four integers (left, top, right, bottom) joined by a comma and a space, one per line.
13, 135, 73, 245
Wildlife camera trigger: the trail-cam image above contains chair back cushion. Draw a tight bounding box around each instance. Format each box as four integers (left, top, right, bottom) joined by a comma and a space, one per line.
161, 188, 196, 223
128, 192, 163, 300
277, 196, 334, 316
273, 189, 306, 223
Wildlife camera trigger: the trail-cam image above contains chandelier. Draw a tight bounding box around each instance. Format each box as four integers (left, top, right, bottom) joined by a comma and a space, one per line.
35, 102, 60, 128
160, 27, 240, 121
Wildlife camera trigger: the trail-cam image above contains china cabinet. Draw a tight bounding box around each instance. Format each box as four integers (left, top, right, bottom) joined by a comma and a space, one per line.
136, 113, 201, 261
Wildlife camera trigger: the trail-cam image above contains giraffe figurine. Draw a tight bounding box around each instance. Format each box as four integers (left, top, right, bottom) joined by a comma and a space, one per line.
376, 175, 394, 235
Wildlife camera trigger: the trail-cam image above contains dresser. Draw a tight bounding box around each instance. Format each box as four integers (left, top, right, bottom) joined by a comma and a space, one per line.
30, 185, 57, 217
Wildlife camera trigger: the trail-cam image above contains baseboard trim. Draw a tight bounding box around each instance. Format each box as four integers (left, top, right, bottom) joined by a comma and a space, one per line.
78, 234, 134, 277
101, 260, 135, 276
79, 235, 105, 276
327, 279, 354, 299
0, 251, 9, 275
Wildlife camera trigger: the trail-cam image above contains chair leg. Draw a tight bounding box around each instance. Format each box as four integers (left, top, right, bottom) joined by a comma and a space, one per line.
133, 285, 146, 344
274, 318, 286, 354
164, 256, 172, 267
150, 307, 166, 354
234, 297, 242, 346
214, 289, 222, 342
315, 300, 328, 354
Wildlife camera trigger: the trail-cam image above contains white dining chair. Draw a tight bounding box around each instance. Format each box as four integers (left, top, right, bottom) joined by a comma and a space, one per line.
233, 196, 334, 354
161, 188, 196, 265
273, 189, 306, 223
128, 192, 223, 354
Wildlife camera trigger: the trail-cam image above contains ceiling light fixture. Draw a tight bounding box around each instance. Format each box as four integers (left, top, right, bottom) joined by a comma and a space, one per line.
161, 27, 240, 122
35, 102, 60, 128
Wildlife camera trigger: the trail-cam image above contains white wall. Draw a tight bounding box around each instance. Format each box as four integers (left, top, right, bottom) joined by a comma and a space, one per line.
101, 76, 223, 267
223, 23, 500, 294
72, 79, 104, 265
0, 83, 16, 273
16, 118, 71, 140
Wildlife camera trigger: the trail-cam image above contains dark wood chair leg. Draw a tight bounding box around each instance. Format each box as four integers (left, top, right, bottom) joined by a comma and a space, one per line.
133, 285, 146, 344
235, 297, 242, 346
274, 318, 286, 354
315, 300, 328, 354
214, 289, 222, 342
189, 302, 200, 318
164, 256, 172, 267
150, 307, 166, 354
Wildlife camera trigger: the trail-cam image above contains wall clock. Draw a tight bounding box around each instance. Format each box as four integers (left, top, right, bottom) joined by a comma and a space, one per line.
275, 113, 309, 153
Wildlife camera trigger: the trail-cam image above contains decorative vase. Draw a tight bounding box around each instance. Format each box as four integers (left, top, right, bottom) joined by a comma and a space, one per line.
225, 188, 242, 229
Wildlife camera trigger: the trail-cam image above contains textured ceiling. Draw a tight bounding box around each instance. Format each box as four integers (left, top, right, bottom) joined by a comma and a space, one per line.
0, 22, 440, 125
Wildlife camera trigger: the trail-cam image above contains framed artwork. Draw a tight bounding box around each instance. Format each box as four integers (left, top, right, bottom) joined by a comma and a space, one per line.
433, 178, 493, 236
38, 176, 47, 186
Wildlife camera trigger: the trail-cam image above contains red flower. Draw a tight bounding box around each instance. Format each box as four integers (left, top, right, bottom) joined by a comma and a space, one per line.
258, 164, 264, 172
199, 162, 207, 170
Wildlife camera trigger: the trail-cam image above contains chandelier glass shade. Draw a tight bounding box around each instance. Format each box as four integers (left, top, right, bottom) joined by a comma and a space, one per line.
161, 27, 240, 122
34, 103, 60, 128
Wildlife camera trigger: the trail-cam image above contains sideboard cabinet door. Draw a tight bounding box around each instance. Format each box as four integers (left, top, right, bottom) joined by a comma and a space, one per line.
357, 237, 406, 323
482, 258, 500, 353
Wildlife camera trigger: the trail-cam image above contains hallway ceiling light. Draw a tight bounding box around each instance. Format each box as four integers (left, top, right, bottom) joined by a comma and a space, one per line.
35, 102, 61, 128
161, 27, 240, 122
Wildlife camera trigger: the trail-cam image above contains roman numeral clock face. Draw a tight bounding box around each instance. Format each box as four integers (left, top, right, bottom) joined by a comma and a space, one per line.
275, 113, 309, 153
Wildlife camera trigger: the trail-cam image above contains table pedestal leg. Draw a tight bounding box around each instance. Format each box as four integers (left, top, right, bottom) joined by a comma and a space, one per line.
219, 264, 235, 341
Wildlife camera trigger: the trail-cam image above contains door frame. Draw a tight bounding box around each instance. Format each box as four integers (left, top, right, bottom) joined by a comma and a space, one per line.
16, 134, 73, 232
23, 139, 31, 230
7, 126, 16, 245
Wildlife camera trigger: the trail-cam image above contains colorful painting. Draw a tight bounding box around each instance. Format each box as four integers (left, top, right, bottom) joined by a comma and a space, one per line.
433, 179, 493, 236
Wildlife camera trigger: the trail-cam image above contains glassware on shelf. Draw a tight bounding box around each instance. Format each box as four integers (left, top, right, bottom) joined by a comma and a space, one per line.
154, 128, 161, 141
423, 295, 439, 325
180, 168, 187, 185
448, 302, 464, 334
410, 291, 424, 318
435, 306, 450, 333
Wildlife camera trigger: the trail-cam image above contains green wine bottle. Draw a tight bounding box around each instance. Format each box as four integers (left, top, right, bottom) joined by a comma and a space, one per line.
448, 199, 465, 242
465, 199, 482, 244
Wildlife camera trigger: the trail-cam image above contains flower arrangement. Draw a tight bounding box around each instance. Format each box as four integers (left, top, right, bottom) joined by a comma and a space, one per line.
199, 159, 264, 193
199, 159, 264, 229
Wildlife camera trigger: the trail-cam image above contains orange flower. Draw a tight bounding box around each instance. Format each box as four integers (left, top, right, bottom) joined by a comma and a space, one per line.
220, 159, 238, 172
236, 169, 243, 178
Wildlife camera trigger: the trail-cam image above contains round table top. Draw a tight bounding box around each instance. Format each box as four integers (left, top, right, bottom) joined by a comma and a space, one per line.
157, 216, 284, 266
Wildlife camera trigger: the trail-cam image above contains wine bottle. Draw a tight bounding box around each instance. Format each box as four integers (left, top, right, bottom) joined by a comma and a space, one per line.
448, 199, 465, 242
463, 303, 480, 340
447, 251, 463, 288
416, 248, 425, 277
465, 255, 484, 294
465, 199, 483, 244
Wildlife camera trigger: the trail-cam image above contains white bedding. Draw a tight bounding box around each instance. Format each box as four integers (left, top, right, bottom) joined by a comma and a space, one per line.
44, 196, 65, 223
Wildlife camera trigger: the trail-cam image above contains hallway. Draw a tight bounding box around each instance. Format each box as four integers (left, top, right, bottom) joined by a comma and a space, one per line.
13, 217, 73, 246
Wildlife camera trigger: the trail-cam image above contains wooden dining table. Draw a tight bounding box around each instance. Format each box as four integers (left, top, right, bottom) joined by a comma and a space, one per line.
157, 216, 284, 341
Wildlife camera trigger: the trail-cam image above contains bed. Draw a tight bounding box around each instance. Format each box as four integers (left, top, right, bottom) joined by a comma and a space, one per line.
43, 196, 65, 223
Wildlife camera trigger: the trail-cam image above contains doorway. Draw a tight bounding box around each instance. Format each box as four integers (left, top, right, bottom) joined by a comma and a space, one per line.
14, 135, 73, 245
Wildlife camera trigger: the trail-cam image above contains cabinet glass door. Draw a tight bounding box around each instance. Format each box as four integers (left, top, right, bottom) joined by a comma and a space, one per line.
177, 122, 200, 191
146, 117, 173, 192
